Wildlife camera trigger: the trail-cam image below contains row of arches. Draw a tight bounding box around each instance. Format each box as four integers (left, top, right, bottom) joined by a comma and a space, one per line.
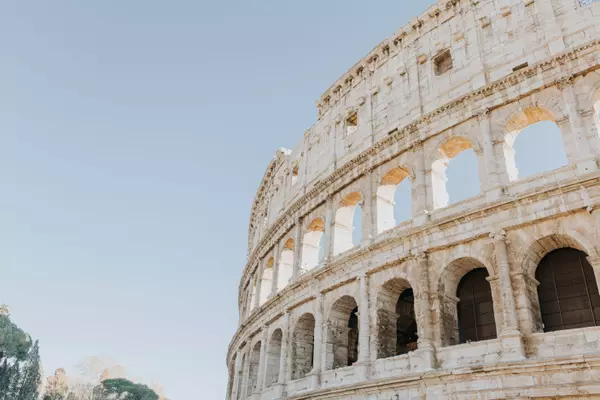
247, 103, 592, 310
234, 244, 600, 399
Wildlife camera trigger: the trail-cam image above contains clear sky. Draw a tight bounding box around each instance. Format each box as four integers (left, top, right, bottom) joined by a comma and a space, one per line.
0, 1, 568, 399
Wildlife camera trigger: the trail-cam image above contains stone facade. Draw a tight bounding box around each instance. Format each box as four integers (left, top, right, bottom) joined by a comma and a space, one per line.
226, 0, 600, 398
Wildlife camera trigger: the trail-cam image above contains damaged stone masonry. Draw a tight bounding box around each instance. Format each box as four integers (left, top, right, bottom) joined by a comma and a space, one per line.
227, 0, 600, 399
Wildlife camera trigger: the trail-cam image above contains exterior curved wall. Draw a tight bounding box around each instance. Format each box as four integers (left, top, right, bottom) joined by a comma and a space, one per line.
227, 0, 600, 399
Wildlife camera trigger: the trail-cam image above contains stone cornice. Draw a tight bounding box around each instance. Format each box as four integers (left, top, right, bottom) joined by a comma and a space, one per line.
241, 40, 600, 294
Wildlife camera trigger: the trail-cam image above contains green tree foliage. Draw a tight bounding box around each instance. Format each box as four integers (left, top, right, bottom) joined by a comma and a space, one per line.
0, 313, 31, 360
15, 340, 42, 400
0, 341, 41, 400
94, 379, 159, 400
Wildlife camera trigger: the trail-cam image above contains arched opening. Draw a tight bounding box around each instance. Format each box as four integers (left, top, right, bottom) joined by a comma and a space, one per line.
334, 192, 363, 255
594, 89, 600, 137
536, 248, 600, 332
250, 282, 258, 312
504, 107, 567, 180
325, 296, 359, 370
438, 258, 498, 346
247, 341, 261, 396
376, 278, 418, 359
377, 168, 412, 233
236, 354, 245, 400
277, 239, 294, 290
227, 355, 236, 400
265, 329, 282, 387
259, 258, 274, 305
291, 313, 315, 380
432, 136, 480, 209
301, 218, 325, 274
457, 268, 497, 344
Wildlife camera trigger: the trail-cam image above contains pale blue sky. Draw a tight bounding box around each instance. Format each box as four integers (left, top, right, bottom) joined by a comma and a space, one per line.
0, 2, 568, 399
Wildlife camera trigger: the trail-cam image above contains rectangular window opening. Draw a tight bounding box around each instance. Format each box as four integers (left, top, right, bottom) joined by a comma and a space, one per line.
512, 62, 529, 72
346, 112, 358, 135
434, 50, 453, 76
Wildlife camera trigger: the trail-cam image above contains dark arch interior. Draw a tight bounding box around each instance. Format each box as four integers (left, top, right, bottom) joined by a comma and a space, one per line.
536, 248, 600, 332
396, 288, 418, 355
457, 268, 497, 344
347, 307, 359, 367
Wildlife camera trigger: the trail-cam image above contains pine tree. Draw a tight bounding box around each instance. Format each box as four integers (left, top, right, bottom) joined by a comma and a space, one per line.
0, 358, 13, 399
15, 340, 41, 400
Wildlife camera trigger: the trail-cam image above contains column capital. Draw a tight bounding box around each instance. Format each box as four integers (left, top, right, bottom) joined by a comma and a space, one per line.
489, 228, 507, 242
475, 107, 491, 121
556, 75, 575, 90
411, 249, 428, 261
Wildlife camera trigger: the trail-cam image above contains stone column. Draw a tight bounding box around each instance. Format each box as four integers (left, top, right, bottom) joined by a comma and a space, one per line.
477, 109, 504, 200
358, 275, 371, 363
256, 327, 269, 394
413, 251, 435, 371
586, 255, 600, 296
270, 242, 280, 298
490, 230, 525, 361
490, 230, 519, 333
413, 142, 429, 226
322, 197, 334, 263
292, 218, 303, 282
278, 312, 290, 386
240, 349, 251, 399
361, 170, 376, 244
559, 78, 598, 175
309, 293, 324, 390
369, 169, 380, 237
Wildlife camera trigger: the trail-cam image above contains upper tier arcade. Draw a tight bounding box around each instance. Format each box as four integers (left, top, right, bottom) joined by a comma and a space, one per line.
246, 0, 599, 259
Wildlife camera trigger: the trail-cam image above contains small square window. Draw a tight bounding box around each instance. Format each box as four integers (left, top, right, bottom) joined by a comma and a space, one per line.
346, 112, 358, 135
434, 50, 453, 76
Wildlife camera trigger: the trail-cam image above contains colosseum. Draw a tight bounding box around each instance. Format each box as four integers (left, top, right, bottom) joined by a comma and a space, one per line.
226, 0, 600, 398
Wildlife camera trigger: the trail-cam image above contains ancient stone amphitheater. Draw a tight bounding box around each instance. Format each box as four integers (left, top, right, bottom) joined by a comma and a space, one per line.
226, 0, 600, 398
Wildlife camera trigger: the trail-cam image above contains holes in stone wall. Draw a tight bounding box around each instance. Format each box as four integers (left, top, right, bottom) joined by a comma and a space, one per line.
432, 136, 480, 209
334, 192, 363, 256
457, 268, 497, 344
265, 329, 283, 387
376, 279, 418, 359
301, 218, 325, 274
247, 341, 262, 395
512, 62, 529, 72
292, 313, 315, 380
377, 168, 412, 233
434, 49, 453, 76
236, 354, 245, 399
292, 164, 299, 186
259, 258, 274, 305
536, 248, 600, 332
277, 239, 294, 291
504, 107, 567, 181
325, 296, 359, 370
346, 112, 358, 136
438, 258, 495, 346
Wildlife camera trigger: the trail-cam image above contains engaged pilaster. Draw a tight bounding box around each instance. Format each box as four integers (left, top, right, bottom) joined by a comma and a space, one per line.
413, 251, 435, 371
256, 327, 269, 394
309, 293, 324, 390
490, 230, 525, 361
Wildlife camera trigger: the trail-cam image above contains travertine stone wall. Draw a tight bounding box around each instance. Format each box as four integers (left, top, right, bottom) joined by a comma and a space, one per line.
226, 0, 600, 399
